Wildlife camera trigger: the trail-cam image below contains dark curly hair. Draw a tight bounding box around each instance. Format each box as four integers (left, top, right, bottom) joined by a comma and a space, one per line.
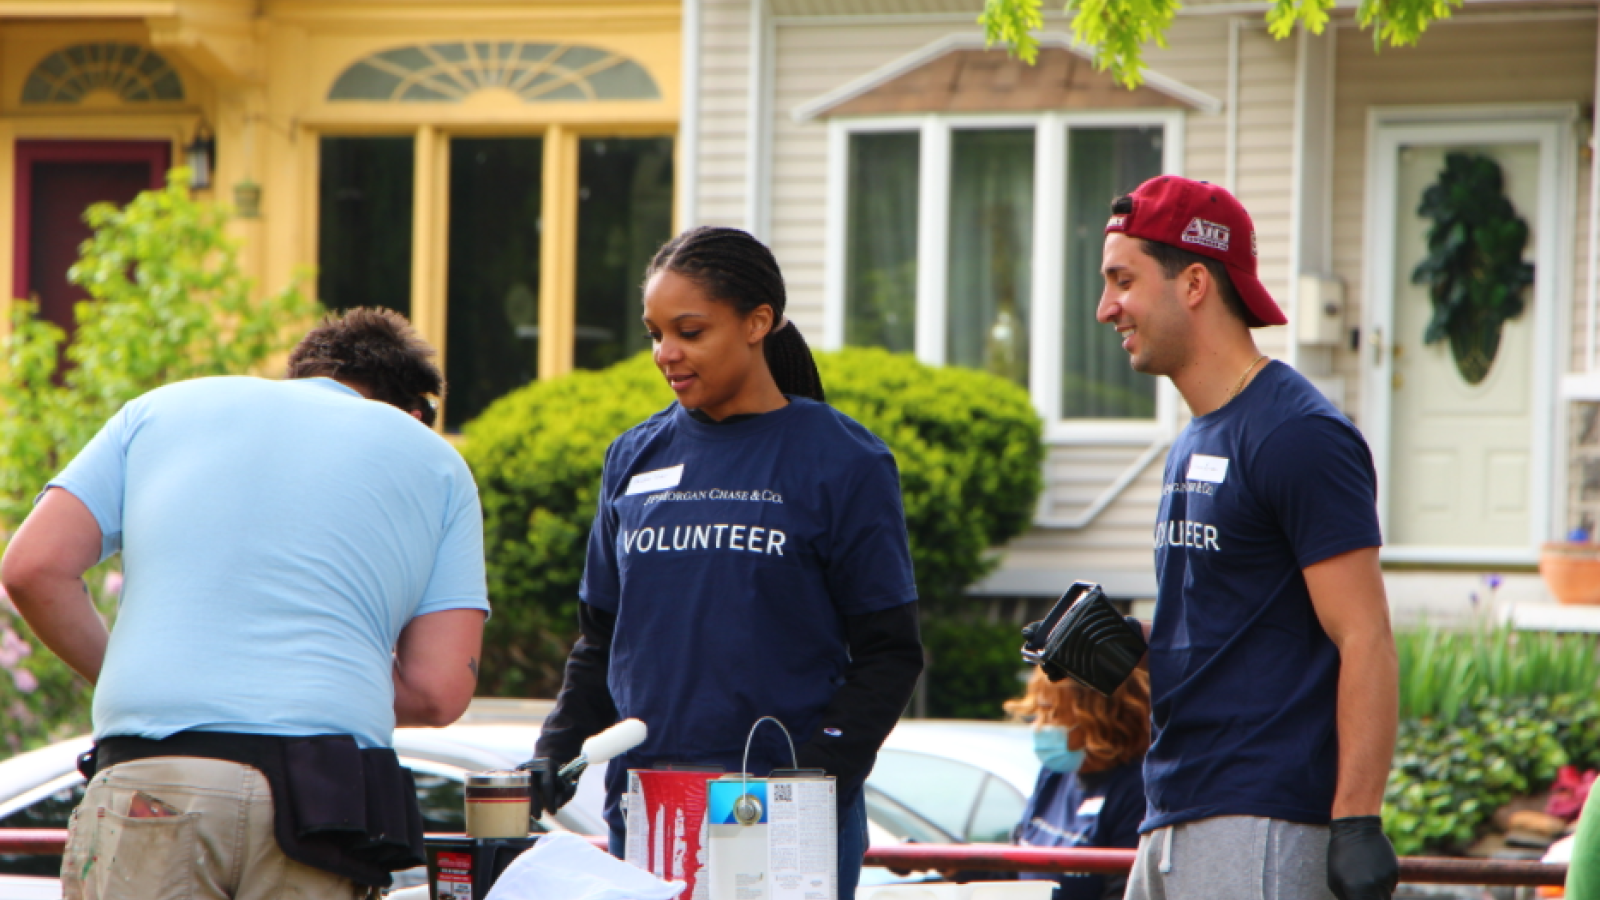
645, 226, 825, 402
286, 307, 443, 426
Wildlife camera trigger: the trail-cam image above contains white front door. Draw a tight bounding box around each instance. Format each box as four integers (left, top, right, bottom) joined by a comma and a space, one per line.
1364, 110, 1573, 564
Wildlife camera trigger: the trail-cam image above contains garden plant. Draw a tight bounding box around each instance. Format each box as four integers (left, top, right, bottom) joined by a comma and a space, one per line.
1384, 624, 1600, 855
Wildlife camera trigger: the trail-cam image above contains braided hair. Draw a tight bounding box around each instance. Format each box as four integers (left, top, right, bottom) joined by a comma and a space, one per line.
645, 226, 825, 402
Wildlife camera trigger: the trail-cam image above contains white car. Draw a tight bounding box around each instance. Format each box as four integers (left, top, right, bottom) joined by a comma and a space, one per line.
867, 719, 1037, 845
0, 699, 606, 894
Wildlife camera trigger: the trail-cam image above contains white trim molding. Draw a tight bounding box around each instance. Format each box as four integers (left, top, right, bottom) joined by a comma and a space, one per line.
1361, 103, 1578, 562
790, 32, 1223, 123
744, 0, 775, 239
677, 0, 701, 231
823, 109, 1185, 447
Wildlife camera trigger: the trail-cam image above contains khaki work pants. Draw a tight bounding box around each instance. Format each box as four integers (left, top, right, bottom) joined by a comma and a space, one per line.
62, 756, 371, 900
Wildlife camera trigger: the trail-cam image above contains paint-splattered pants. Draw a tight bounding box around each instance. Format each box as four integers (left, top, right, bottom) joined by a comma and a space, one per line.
62, 756, 370, 900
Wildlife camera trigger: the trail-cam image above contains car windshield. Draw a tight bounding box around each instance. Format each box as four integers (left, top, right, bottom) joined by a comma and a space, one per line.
868, 748, 1027, 843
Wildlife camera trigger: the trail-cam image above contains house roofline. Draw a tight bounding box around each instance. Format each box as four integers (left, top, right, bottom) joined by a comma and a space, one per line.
791, 32, 1225, 123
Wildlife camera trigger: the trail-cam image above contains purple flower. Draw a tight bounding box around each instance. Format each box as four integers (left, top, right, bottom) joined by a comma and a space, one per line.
1486, 574, 1504, 590
0, 628, 29, 669
12, 669, 38, 694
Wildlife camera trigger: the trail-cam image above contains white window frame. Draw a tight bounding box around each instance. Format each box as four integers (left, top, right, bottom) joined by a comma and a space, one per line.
824, 110, 1186, 445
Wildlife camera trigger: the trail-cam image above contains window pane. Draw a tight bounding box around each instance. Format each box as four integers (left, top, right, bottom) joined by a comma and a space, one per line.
1063, 127, 1163, 419
967, 774, 1027, 843
575, 137, 675, 371
318, 137, 413, 315
948, 129, 1034, 386
0, 779, 83, 876
846, 132, 919, 352
866, 749, 986, 840
445, 137, 544, 430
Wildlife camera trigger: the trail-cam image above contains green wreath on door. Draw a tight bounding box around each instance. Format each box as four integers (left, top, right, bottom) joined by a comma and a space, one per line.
1409, 152, 1535, 385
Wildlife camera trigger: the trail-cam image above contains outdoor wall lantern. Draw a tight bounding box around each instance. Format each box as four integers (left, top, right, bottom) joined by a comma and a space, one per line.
185, 125, 215, 191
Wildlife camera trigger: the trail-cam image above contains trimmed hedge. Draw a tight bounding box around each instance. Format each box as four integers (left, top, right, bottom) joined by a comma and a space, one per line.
920, 616, 1032, 720
462, 349, 1044, 698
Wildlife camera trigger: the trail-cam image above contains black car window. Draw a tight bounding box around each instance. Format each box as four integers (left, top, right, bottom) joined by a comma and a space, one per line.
0, 779, 85, 877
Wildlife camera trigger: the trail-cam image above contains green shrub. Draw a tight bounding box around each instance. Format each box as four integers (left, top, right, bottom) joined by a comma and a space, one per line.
0, 169, 317, 753
463, 348, 1044, 698
1385, 695, 1574, 856
920, 616, 1031, 720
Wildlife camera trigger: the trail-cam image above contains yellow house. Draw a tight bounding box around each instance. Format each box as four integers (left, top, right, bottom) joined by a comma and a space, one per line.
0, 0, 681, 428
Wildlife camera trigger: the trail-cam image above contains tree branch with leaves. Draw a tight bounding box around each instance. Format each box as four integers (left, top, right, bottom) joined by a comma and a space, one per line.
980, 0, 1463, 88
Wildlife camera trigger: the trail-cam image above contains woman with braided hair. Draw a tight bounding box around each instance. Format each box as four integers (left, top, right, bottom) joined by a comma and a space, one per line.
535, 226, 924, 899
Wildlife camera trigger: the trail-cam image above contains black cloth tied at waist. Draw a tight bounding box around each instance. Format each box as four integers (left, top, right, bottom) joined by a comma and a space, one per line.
86, 730, 426, 888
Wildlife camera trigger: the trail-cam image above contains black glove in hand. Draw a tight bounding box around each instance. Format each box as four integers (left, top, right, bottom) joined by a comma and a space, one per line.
1327, 816, 1399, 900
517, 758, 577, 816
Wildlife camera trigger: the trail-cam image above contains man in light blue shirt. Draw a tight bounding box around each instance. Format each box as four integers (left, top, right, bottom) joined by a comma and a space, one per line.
1, 308, 488, 899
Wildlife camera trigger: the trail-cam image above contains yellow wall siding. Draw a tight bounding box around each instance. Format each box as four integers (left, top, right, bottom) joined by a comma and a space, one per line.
3, 2, 680, 401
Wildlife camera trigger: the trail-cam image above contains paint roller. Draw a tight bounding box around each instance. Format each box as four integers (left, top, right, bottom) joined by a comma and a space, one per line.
520, 718, 648, 815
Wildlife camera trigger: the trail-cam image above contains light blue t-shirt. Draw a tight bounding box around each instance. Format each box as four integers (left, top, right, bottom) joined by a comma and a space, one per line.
48, 376, 489, 749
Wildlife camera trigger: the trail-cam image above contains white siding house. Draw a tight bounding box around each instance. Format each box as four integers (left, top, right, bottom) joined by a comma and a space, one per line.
681, 0, 1600, 615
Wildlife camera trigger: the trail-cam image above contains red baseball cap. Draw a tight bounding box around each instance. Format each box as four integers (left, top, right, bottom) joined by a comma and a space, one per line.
1104, 175, 1286, 327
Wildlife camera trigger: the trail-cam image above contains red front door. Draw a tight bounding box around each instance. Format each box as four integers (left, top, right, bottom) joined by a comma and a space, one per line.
13, 141, 169, 335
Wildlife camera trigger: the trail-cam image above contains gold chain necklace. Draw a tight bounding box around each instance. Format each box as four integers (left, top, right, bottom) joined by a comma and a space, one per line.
1222, 355, 1267, 407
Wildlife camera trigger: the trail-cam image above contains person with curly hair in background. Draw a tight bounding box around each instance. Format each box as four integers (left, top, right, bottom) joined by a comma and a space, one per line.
1005, 668, 1151, 900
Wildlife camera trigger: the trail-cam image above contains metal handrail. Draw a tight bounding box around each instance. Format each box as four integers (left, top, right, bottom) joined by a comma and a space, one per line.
0, 831, 1570, 888
861, 844, 1568, 888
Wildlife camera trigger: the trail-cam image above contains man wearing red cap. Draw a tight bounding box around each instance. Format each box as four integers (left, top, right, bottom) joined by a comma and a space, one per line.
1098, 176, 1399, 900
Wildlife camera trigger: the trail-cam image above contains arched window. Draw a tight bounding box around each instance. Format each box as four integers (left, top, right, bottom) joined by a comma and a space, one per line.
22, 43, 183, 104
329, 42, 659, 103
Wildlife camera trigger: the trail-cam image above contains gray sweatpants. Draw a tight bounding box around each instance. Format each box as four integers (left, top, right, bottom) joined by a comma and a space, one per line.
1125, 816, 1336, 900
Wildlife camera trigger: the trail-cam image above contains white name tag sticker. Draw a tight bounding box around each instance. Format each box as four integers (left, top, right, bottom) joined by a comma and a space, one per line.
625, 464, 684, 496
1077, 797, 1105, 817
1186, 454, 1230, 484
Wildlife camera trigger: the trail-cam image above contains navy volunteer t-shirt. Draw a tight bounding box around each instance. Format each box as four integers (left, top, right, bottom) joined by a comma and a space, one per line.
582, 399, 918, 803
1017, 761, 1144, 900
1144, 361, 1381, 832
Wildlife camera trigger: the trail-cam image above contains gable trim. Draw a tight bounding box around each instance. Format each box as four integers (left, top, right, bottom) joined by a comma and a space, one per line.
791, 32, 1224, 122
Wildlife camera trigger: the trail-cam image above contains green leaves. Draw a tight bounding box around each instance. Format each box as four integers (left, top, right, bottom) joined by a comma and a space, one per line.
1356, 0, 1464, 49
1385, 695, 1585, 855
1, 169, 319, 527
1266, 0, 1336, 39
1396, 623, 1600, 722
1410, 152, 1533, 383
1385, 627, 1600, 855
980, 0, 1175, 89
985, 0, 1460, 88
980, 0, 1045, 66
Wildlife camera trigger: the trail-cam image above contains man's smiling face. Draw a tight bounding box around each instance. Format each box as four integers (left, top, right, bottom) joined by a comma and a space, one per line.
1096, 233, 1190, 378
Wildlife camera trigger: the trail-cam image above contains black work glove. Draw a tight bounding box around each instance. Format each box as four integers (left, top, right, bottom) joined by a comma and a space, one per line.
1327, 816, 1399, 900
517, 758, 577, 816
